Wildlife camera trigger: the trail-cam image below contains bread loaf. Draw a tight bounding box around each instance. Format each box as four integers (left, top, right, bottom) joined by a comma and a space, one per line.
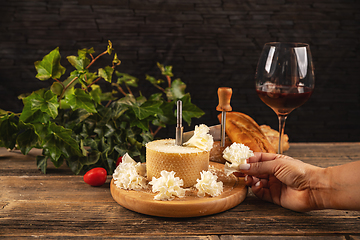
218, 112, 276, 153
209, 138, 232, 164
260, 125, 290, 152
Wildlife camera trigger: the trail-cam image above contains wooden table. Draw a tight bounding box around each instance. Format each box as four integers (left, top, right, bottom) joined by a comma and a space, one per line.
1, 143, 360, 239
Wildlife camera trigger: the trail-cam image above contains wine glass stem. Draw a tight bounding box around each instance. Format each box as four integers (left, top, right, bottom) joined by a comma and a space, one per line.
277, 115, 288, 154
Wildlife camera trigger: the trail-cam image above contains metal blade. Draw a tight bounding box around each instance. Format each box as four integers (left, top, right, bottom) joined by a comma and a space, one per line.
182, 124, 221, 142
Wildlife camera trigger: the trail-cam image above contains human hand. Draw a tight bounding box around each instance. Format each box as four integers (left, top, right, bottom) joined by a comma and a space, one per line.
240, 152, 324, 212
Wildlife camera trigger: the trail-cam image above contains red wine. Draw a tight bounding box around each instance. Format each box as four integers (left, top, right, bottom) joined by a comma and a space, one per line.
256, 85, 313, 115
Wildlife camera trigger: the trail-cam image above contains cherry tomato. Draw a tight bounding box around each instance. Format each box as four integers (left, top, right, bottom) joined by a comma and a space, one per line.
116, 156, 123, 166
83, 167, 107, 186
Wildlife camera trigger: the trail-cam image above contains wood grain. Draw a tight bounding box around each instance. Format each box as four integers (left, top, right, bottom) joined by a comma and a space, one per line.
1, 143, 360, 238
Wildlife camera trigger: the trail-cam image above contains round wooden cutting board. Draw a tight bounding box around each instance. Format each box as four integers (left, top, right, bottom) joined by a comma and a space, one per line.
110, 162, 248, 218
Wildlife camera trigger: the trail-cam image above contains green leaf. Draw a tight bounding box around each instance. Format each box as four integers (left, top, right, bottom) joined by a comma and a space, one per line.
63, 70, 81, 90
114, 145, 128, 157
130, 118, 149, 131
157, 62, 173, 77
20, 90, 43, 120
89, 85, 114, 103
85, 150, 101, 165
43, 90, 60, 118
0, 114, 18, 149
83, 72, 98, 85
110, 100, 129, 119
78, 47, 95, 59
27, 90, 59, 119
57, 108, 92, 132
34, 47, 66, 81
107, 40, 113, 55
19, 108, 51, 124
146, 74, 164, 86
131, 100, 163, 120
125, 128, 142, 156
166, 78, 186, 101
89, 85, 102, 104
0, 109, 8, 116
43, 123, 83, 162
65, 89, 97, 113
135, 95, 147, 105
32, 122, 51, 144
104, 123, 116, 137
181, 94, 205, 126
116, 72, 138, 87
98, 137, 111, 164
67, 55, 90, 70
52, 157, 64, 168
116, 94, 136, 107
36, 155, 48, 174
66, 157, 83, 175
148, 93, 163, 101
67, 150, 101, 175
16, 122, 40, 155
157, 100, 176, 125
50, 82, 64, 96
98, 66, 114, 83
141, 131, 154, 145
113, 53, 121, 65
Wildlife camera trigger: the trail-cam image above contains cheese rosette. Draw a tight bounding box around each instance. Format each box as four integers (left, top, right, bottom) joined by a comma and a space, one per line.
183, 124, 214, 151
222, 143, 254, 176
149, 170, 187, 201
112, 153, 147, 190
195, 170, 223, 197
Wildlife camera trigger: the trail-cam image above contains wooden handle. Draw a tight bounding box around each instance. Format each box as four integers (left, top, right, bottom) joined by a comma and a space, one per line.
216, 87, 232, 112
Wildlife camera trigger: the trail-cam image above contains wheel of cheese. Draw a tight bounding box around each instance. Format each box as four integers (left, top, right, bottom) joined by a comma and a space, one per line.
146, 139, 209, 188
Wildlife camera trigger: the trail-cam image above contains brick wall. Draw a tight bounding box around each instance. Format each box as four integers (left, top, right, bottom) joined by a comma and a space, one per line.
0, 0, 359, 142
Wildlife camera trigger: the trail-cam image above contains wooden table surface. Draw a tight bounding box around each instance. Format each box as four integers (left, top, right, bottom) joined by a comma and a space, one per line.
1, 143, 360, 239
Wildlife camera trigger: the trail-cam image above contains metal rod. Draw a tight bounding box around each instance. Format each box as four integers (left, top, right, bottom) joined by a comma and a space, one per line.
221, 111, 226, 147
175, 100, 183, 145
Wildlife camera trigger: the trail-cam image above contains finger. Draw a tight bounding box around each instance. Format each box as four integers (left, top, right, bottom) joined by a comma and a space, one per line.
244, 175, 252, 186
252, 176, 260, 184
233, 171, 245, 177
251, 181, 274, 203
245, 175, 261, 187
240, 160, 278, 177
260, 178, 269, 188
250, 178, 269, 190
247, 152, 279, 163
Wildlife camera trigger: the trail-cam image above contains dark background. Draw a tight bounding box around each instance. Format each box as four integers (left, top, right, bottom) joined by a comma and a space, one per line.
0, 0, 359, 142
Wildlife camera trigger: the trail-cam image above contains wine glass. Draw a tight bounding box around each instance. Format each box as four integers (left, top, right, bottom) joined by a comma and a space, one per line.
255, 42, 315, 154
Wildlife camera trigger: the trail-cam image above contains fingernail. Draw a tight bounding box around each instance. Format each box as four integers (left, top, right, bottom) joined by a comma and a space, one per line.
239, 164, 250, 170
244, 175, 248, 182
255, 181, 261, 187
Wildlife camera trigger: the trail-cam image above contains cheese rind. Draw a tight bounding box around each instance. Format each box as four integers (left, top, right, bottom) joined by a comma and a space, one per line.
146, 139, 209, 188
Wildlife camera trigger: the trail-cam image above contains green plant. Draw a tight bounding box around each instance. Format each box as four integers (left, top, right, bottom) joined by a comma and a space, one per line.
0, 41, 204, 175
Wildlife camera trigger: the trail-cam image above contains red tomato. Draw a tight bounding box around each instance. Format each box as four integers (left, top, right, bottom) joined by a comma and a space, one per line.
83, 167, 107, 186
116, 156, 123, 166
